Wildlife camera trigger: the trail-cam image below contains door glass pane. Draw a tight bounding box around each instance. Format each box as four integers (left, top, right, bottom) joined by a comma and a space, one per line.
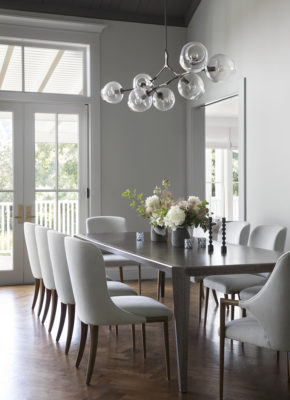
35, 192, 56, 229
58, 192, 78, 235
0, 111, 13, 270
35, 113, 56, 189
58, 114, 79, 190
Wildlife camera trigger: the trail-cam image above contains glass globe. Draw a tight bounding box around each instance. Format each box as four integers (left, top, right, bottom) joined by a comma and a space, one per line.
178, 72, 205, 101
133, 73, 153, 90
128, 87, 152, 112
206, 54, 236, 82
179, 42, 208, 72
153, 88, 175, 111
101, 81, 123, 104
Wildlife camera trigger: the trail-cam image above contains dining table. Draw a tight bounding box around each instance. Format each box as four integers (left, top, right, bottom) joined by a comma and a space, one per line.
75, 231, 281, 393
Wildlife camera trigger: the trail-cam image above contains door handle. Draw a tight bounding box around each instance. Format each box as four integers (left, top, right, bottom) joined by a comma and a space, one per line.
25, 205, 35, 223
14, 204, 24, 224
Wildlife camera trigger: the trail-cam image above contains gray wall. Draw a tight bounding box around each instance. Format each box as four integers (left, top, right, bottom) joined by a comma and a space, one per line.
99, 20, 187, 232
187, 0, 290, 250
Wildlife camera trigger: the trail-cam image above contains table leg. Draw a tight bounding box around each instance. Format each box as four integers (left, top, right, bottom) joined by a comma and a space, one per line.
172, 268, 190, 393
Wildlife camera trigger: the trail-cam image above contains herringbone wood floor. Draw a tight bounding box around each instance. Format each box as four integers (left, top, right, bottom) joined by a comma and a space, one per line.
0, 278, 289, 400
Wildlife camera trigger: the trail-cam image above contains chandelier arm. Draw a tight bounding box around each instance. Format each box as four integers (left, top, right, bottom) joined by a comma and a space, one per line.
147, 71, 188, 95
120, 87, 133, 94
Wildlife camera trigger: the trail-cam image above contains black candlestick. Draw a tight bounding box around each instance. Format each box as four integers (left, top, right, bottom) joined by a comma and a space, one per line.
221, 217, 227, 255
208, 216, 214, 253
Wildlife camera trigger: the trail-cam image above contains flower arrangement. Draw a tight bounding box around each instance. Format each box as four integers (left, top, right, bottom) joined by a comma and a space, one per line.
164, 196, 209, 231
122, 179, 173, 228
122, 180, 210, 232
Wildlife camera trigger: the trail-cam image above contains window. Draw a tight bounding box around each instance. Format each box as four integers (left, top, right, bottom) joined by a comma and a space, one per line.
0, 40, 87, 95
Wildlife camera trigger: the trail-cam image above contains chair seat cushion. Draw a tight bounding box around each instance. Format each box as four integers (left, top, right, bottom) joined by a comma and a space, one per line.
112, 296, 172, 320
203, 274, 267, 294
224, 317, 270, 349
239, 285, 263, 301
103, 254, 138, 266
107, 281, 137, 297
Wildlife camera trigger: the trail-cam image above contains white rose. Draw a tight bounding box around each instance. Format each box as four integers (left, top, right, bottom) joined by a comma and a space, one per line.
188, 196, 201, 205
145, 195, 160, 210
165, 205, 186, 230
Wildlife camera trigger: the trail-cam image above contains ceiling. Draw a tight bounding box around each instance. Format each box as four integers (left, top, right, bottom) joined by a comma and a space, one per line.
0, 0, 201, 27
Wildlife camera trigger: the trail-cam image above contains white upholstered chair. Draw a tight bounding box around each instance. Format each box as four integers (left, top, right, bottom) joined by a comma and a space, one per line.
240, 225, 287, 301
24, 222, 45, 316
203, 224, 286, 323
35, 225, 58, 332
65, 237, 172, 385
47, 230, 138, 353
219, 251, 290, 399
191, 221, 250, 323
86, 216, 142, 294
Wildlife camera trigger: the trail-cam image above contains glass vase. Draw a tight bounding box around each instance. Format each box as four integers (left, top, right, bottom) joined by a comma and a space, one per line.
150, 225, 168, 242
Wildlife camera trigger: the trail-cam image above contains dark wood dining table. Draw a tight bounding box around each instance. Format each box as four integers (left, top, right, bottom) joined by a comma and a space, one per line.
76, 231, 281, 393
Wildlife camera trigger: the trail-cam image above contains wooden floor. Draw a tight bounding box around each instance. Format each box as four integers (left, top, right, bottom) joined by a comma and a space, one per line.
0, 279, 289, 400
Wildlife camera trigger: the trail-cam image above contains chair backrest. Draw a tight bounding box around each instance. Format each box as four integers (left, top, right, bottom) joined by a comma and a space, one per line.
64, 237, 144, 326
240, 251, 290, 351
86, 216, 127, 234
47, 230, 74, 305
217, 221, 250, 245
24, 222, 42, 279
249, 225, 287, 251
35, 225, 56, 290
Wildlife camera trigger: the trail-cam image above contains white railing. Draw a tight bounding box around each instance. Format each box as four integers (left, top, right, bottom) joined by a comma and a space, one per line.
0, 202, 12, 254
0, 200, 78, 254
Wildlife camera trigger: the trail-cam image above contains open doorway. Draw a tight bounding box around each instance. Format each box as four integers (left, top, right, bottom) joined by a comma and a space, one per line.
205, 96, 239, 220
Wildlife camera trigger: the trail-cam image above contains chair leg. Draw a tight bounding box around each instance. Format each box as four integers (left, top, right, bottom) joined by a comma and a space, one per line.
119, 266, 124, 282
198, 281, 203, 323
204, 287, 210, 327
131, 324, 136, 350
287, 352, 290, 382
224, 294, 229, 311
76, 322, 88, 368
138, 264, 142, 295
115, 325, 118, 335
276, 351, 280, 364
212, 289, 219, 307
56, 303, 67, 342
65, 304, 75, 354
163, 321, 170, 380
37, 279, 45, 317
242, 308, 247, 318
42, 288, 51, 324
86, 325, 99, 385
142, 323, 146, 359
160, 271, 165, 298
230, 294, 235, 320
157, 270, 161, 300
48, 289, 58, 333
220, 302, 226, 400
32, 278, 40, 310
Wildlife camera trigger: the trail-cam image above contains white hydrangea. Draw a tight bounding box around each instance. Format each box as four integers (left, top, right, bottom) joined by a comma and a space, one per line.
150, 212, 165, 227
164, 205, 186, 230
145, 195, 160, 214
188, 196, 201, 210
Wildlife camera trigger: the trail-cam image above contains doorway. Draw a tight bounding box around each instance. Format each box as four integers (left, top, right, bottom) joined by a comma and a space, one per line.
0, 102, 88, 285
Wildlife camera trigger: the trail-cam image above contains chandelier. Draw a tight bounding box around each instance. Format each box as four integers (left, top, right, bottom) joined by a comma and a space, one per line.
101, 0, 235, 112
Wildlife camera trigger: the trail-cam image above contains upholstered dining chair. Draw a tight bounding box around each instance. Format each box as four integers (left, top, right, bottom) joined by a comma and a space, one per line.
203, 224, 286, 324
219, 251, 290, 400
35, 225, 58, 332
65, 236, 172, 385
24, 222, 45, 315
86, 216, 142, 294
190, 221, 250, 323
47, 230, 138, 354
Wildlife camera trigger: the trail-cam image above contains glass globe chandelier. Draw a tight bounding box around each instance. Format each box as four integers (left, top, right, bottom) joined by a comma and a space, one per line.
101, 0, 236, 112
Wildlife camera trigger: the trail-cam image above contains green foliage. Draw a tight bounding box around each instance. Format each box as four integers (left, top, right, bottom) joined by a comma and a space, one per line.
122, 188, 146, 218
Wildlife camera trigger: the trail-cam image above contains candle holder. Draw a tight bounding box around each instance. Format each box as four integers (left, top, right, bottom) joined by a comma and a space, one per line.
208, 217, 214, 253
221, 217, 227, 255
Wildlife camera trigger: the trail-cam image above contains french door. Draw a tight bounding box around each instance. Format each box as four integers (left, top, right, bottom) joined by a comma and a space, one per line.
0, 102, 88, 285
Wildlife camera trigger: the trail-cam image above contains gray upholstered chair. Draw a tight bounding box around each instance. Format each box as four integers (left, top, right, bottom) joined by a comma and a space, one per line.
47, 230, 138, 352
219, 252, 290, 399
86, 216, 142, 294
203, 224, 286, 323
191, 221, 250, 323
24, 222, 45, 315
65, 236, 172, 385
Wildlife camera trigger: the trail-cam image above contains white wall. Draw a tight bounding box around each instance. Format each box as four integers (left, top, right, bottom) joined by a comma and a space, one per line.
100, 20, 187, 232
187, 0, 290, 250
